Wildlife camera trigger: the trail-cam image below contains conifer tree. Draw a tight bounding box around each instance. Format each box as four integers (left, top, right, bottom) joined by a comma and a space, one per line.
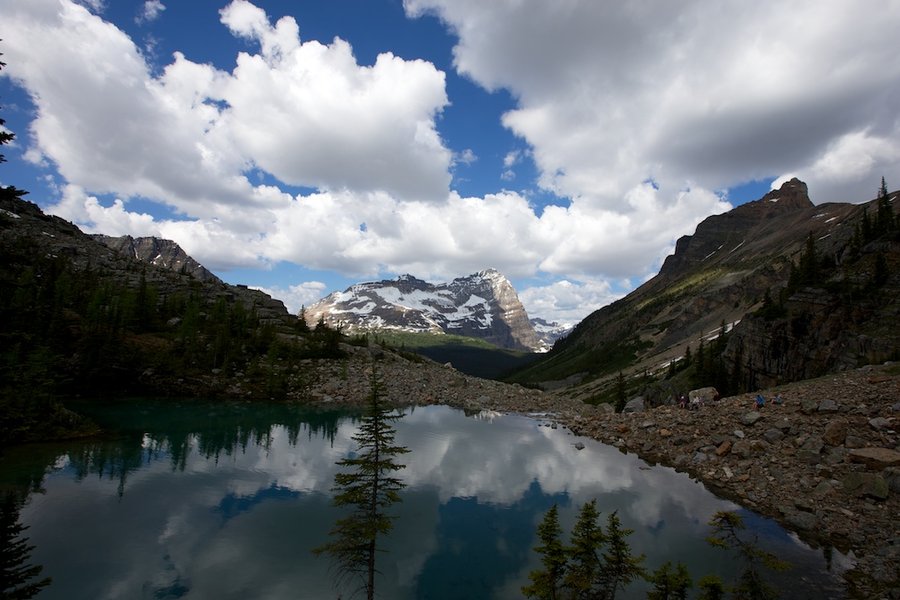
596, 511, 645, 600
0, 48, 28, 203
614, 373, 626, 413
696, 574, 727, 600
647, 561, 692, 600
563, 499, 606, 598
313, 365, 409, 600
523, 504, 568, 600
0, 496, 51, 599
706, 511, 789, 600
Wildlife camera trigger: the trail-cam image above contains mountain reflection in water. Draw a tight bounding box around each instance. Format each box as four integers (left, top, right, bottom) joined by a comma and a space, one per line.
0, 400, 846, 599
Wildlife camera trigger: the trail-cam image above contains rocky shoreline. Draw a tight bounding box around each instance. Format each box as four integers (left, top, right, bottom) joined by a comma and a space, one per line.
302, 346, 899, 599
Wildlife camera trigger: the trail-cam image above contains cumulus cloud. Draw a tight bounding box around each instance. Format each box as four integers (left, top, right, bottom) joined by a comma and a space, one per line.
519, 278, 621, 326
254, 281, 328, 315
405, 0, 900, 205
3, 0, 898, 324
137, 0, 165, 24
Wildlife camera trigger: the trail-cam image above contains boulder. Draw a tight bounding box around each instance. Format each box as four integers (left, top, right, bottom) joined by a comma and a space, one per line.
741, 411, 763, 426
763, 428, 784, 443
817, 399, 840, 413
623, 397, 645, 413
689, 387, 719, 404
843, 472, 890, 500
868, 417, 891, 431
785, 511, 817, 531
848, 447, 900, 469
822, 418, 849, 446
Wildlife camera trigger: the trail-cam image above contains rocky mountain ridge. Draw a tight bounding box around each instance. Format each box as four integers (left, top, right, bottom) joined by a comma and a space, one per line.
305, 269, 566, 352
515, 178, 899, 400
92, 234, 221, 283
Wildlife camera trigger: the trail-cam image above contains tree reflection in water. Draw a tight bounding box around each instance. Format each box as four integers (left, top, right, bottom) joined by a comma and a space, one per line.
0, 494, 51, 599
314, 364, 410, 600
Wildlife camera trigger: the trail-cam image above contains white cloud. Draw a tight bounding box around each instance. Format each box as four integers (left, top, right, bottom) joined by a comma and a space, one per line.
519, 278, 620, 326
137, 0, 165, 24
254, 281, 327, 315
5, 0, 898, 325
406, 0, 900, 205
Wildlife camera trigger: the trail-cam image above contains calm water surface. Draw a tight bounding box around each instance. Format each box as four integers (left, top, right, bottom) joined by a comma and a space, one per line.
0, 399, 847, 599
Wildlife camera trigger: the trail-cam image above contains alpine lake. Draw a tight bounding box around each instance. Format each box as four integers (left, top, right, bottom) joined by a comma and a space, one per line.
0, 398, 850, 599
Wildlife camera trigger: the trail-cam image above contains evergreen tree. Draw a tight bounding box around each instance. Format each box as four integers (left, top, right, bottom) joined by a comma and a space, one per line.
614, 372, 626, 413
0, 48, 28, 203
596, 511, 645, 600
647, 561, 692, 600
523, 504, 568, 600
706, 511, 789, 600
563, 499, 606, 598
313, 365, 409, 600
696, 574, 727, 600
875, 176, 894, 233
0, 496, 51, 599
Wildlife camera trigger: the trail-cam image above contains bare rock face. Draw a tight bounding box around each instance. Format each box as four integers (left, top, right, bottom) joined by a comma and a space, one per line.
93, 235, 220, 283
305, 268, 544, 351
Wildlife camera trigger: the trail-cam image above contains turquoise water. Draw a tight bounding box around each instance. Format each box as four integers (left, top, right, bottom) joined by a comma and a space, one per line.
0, 400, 846, 599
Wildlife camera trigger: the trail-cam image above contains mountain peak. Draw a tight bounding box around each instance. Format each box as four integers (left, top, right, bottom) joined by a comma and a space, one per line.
306, 269, 546, 351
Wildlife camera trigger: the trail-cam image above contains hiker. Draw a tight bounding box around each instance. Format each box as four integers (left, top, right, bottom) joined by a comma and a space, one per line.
773, 393, 783, 405
755, 394, 765, 409
679, 394, 687, 409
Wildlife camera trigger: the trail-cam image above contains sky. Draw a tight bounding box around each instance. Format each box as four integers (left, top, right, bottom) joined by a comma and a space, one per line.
1, 0, 899, 326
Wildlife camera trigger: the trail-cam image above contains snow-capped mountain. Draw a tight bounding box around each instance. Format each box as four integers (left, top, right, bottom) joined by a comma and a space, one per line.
305, 269, 552, 352
530, 317, 573, 350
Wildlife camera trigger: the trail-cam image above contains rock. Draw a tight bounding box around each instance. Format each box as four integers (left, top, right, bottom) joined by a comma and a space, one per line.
763, 428, 784, 443
786, 511, 817, 531
848, 447, 900, 469
801, 398, 819, 414
772, 418, 793, 433
843, 472, 890, 500
715, 440, 732, 456
822, 418, 849, 446
689, 387, 719, 404
659, 428, 672, 438
885, 467, 900, 493
869, 417, 891, 431
574, 442, 585, 450
623, 397, 645, 413
741, 411, 763, 426
596, 403, 615, 415
640, 420, 656, 429
845, 435, 867, 449
733, 429, 745, 439
817, 399, 839, 413
732, 439, 753, 459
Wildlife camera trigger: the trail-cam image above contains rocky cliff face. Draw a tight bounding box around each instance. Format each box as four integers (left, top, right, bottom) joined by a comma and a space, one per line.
93, 234, 221, 283
306, 269, 545, 351
516, 178, 899, 395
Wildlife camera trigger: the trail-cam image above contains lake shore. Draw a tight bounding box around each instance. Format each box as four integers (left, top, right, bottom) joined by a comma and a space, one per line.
303, 346, 899, 599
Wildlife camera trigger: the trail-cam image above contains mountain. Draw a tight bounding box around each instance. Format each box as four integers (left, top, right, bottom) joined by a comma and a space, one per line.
511, 178, 900, 400
92, 234, 221, 283
305, 269, 550, 352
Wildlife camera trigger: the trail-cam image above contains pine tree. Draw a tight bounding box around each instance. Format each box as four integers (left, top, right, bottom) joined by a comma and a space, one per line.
614, 373, 626, 413
647, 561, 692, 600
596, 511, 646, 600
0, 496, 51, 599
696, 574, 727, 600
706, 511, 789, 600
563, 499, 606, 598
0, 47, 29, 203
522, 504, 568, 600
313, 365, 409, 600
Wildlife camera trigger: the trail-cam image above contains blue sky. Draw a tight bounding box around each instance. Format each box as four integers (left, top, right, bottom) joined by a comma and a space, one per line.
2, 0, 898, 324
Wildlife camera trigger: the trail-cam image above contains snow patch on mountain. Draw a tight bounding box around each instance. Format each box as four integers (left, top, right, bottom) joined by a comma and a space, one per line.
306, 269, 555, 352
